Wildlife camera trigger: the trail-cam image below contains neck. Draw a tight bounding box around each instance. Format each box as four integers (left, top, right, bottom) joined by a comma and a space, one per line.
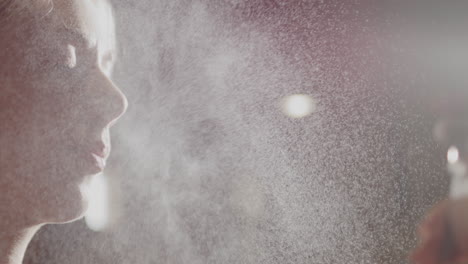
0, 224, 42, 264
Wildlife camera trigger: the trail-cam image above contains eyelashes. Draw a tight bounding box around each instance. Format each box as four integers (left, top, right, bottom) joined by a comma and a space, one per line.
39, 44, 78, 71
64, 44, 77, 69
64, 44, 114, 74
40, 43, 114, 77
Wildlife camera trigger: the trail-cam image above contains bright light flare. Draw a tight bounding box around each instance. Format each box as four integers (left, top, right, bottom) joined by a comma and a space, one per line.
448, 146, 460, 164
85, 173, 110, 231
281, 94, 316, 118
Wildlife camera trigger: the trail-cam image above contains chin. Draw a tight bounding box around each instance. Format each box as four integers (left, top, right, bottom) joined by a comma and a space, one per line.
48, 201, 89, 224
43, 191, 89, 224
38, 174, 95, 224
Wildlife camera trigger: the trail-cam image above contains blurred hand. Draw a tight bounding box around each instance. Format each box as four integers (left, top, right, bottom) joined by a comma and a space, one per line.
411, 198, 468, 264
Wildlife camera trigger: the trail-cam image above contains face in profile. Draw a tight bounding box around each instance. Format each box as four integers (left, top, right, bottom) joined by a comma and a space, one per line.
0, 0, 127, 225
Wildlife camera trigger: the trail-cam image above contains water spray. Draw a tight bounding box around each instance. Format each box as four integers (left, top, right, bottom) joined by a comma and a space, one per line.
411, 120, 468, 263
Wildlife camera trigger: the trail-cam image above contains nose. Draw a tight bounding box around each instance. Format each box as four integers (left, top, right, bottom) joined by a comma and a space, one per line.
91, 72, 128, 127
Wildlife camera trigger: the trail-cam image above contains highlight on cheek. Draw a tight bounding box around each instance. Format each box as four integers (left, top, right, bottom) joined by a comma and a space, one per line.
100, 52, 115, 76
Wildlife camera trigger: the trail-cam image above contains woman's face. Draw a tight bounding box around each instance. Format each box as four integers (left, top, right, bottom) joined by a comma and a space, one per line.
0, 0, 127, 225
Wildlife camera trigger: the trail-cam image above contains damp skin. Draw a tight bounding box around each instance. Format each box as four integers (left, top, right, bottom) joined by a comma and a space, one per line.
0, 0, 127, 263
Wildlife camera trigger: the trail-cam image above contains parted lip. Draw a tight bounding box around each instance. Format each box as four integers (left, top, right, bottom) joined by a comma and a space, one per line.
91, 145, 110, 159
89, 141, 110, 160
91, 153, 106, 171
77, 130, 112, 173
85, 143, 109, 173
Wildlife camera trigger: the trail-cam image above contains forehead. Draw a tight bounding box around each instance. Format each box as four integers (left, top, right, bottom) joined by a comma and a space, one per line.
51, 0, 115, 52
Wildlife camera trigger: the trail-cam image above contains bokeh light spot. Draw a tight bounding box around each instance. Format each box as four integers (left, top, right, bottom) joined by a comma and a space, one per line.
281, 94, 316, 118
448, 146, 459, 164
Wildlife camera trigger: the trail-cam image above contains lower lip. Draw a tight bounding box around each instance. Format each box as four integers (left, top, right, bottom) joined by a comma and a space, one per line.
91, 153, 106, 171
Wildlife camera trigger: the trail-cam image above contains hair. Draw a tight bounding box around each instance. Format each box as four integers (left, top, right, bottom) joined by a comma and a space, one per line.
0, 0, 16, 16
0, 0, 53, 82
0, 0, 53, 31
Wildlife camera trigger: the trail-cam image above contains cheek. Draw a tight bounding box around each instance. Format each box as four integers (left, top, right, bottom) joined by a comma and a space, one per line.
1, 76, 81, 163
29, 71, 87, 122
2, 66, 99, 164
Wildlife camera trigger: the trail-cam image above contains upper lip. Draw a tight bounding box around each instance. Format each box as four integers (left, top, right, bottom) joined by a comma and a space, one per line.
91, 142, 110, 159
